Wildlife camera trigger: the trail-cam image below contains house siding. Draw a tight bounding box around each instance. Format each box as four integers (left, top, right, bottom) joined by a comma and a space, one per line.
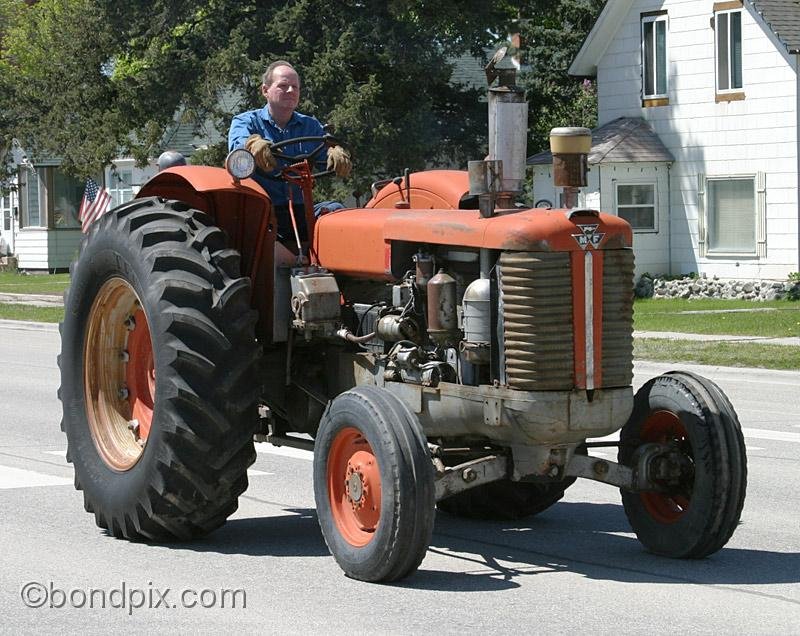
15, 229, 49, 269
532, 161, 670, 277
596, 0, 799, 279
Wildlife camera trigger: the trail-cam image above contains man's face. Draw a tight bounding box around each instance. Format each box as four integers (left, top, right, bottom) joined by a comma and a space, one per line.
263, 66, 300, 113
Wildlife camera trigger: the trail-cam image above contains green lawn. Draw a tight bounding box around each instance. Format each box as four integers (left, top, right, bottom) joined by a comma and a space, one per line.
635, 338, 800, 370
0, 271, 71, 295
634, 298, 800, 338
0, 302, 64, 323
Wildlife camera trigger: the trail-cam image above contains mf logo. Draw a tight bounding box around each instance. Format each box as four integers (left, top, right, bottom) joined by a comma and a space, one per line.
571, 224, 605, 250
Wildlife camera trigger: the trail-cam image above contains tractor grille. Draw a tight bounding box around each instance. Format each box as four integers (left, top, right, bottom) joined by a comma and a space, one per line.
498, 252, 574, 390
601, 249, 635, 387
498, 249, 635, 391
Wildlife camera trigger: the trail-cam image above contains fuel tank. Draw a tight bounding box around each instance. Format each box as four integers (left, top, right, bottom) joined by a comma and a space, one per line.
313, 205, 633, 280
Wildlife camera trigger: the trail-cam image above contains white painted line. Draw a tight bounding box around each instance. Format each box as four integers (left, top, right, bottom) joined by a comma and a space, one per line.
247, 469, 274, 476
255, 443, 313, 461
746, 446, 764, 452
0, 465, 72, 489
741, 428, 800, 444
592, 428, 798, 446
45, 450, 67, 457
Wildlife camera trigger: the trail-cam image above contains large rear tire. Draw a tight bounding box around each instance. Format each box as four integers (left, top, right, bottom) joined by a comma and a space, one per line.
58, 197, 262, 540
313, 386, 435, 582
619, 372, 747, 558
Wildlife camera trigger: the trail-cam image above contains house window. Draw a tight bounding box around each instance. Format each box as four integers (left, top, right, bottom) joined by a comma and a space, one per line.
616, 183, 657, 231
108, 168, 135, 208
19, 166, 83, 229
50, 169, 83, 229
641, 14, 668, 99
715, 7, 743, 94
707, 177, 754, 253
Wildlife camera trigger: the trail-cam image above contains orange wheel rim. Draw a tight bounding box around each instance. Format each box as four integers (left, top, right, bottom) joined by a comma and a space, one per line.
125, 308, 154, 441
639, 410, 691, 523
327, 427, 381, 547
83, 278, 153, 471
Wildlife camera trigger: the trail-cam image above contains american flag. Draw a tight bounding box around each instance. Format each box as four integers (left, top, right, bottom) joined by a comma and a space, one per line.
78, 177, 111, 233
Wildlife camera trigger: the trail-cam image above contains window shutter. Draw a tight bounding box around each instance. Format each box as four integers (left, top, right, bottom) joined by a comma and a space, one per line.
756, 171, 766, 257
697, 173, 706, 256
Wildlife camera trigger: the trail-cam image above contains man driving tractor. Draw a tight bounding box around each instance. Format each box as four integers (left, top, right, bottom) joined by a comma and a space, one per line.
228, 60, 352, 241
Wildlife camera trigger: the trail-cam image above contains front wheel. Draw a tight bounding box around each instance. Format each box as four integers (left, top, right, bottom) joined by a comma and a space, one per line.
313, 386, 435, 582
619, 372, 747, 558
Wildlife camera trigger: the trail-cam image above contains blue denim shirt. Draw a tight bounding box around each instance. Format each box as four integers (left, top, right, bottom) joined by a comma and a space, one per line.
228, 106, 326, 206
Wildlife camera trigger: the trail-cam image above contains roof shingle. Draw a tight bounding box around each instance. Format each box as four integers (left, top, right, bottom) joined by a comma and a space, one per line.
527, 117, 674, 166
749, 0, 800, 53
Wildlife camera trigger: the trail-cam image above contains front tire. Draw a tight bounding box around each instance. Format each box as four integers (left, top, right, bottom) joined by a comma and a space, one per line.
59, 197, 262, 540
619, 372, 747, 558
313, 387, 435, 582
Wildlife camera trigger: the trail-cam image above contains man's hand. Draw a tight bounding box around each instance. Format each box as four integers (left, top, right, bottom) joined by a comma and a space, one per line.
245, 134, 277, 172
327, 145, 352, 178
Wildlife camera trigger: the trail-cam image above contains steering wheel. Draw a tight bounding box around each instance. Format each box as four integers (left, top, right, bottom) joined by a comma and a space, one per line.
260, 134, 343, 180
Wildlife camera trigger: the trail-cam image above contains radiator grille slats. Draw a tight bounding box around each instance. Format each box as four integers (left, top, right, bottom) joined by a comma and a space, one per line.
498, 249, 635, 391
601, 249, 635, 387
499, 252, 574, 390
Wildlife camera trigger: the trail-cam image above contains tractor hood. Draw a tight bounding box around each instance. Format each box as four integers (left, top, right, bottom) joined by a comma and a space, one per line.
313, 206, 632, 280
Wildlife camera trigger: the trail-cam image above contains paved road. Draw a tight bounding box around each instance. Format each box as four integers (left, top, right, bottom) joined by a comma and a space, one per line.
1, 324, 799, 633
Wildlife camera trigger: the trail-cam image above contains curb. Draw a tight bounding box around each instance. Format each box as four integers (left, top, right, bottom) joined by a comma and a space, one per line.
0, 319, 59, 332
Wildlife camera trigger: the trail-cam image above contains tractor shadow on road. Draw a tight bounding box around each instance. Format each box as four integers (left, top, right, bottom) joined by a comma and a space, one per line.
162, 507, 330, 558
402, 501, 800, 592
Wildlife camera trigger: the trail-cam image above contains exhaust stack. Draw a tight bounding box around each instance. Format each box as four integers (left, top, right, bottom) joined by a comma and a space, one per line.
470, 47, 528, 217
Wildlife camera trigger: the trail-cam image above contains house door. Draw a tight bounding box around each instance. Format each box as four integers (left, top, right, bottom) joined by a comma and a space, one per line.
0, 189, 16, 255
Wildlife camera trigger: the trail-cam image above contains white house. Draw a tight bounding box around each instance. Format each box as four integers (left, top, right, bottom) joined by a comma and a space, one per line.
531, 0, 800, 280
5, 117, 209, 271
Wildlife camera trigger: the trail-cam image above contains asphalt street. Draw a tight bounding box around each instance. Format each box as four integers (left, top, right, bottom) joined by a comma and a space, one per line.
1, 322, 799, 633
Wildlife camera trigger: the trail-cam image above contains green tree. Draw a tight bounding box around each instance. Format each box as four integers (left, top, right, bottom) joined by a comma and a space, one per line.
0, 0, 603, 199
517, 0, 605, 154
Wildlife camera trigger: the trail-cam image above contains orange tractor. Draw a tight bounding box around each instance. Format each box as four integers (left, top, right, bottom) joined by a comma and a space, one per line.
59, 63, 746, 583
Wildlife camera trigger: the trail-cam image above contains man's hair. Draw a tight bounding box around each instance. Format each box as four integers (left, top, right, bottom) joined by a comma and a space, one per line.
262, 60, 296, 87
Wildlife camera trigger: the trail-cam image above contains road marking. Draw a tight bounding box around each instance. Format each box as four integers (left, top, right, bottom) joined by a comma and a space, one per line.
255, 443, 313, 461
741, 428, 800, 444
0, 465, 72, 489
45, 450, 67, 457
247, 469, 274, 476
593, 427, 800, 445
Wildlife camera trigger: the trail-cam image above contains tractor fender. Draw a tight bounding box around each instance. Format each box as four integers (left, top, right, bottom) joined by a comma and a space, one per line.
137, 165, 270, 216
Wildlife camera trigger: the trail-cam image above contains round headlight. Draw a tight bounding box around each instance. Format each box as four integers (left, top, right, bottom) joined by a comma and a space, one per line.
225, 149, 256, 180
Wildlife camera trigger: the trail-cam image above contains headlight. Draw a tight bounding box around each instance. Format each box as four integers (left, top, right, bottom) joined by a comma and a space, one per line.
225, 149, 256, 180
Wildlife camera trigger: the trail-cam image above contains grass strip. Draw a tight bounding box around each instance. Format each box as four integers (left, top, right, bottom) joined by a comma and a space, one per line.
634, 298, 800, 338
634, 338, 800, 371
0, 272, 70, 295
0, 302, 64, 323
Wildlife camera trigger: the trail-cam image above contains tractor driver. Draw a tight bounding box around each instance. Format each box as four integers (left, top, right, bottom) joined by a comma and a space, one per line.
228, 60, 351, 242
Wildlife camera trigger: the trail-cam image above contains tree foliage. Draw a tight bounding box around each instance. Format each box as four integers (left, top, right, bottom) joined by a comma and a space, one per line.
517, 0, 605, 154
1, 0, 604, 199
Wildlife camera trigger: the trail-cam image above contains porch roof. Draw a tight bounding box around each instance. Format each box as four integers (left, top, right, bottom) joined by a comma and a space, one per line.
527, 117, 674, 166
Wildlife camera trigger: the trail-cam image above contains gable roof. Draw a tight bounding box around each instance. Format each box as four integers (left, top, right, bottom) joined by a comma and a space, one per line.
570, 0, 800, 77
750, 0, 800, 53
527, 117, 674, 165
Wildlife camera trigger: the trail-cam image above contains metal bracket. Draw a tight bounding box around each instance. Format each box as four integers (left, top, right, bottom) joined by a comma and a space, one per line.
434, 455, 508, 502
565, 453, 635, 489
565, 443, 678, 492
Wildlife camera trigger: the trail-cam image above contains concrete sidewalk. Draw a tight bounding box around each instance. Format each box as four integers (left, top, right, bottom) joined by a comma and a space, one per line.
0, 292, 64, 308
634, 330, 800, 347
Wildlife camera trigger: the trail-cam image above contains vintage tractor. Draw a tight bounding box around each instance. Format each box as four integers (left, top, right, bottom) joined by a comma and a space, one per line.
58, 61, 746, 583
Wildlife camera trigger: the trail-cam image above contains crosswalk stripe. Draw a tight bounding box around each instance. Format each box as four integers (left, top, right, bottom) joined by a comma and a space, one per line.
255, 443, 313, 461
0, 465, 72, 489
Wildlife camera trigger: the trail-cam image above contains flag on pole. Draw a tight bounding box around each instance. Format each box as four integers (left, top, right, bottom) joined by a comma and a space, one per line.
78, 177, 111, 233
